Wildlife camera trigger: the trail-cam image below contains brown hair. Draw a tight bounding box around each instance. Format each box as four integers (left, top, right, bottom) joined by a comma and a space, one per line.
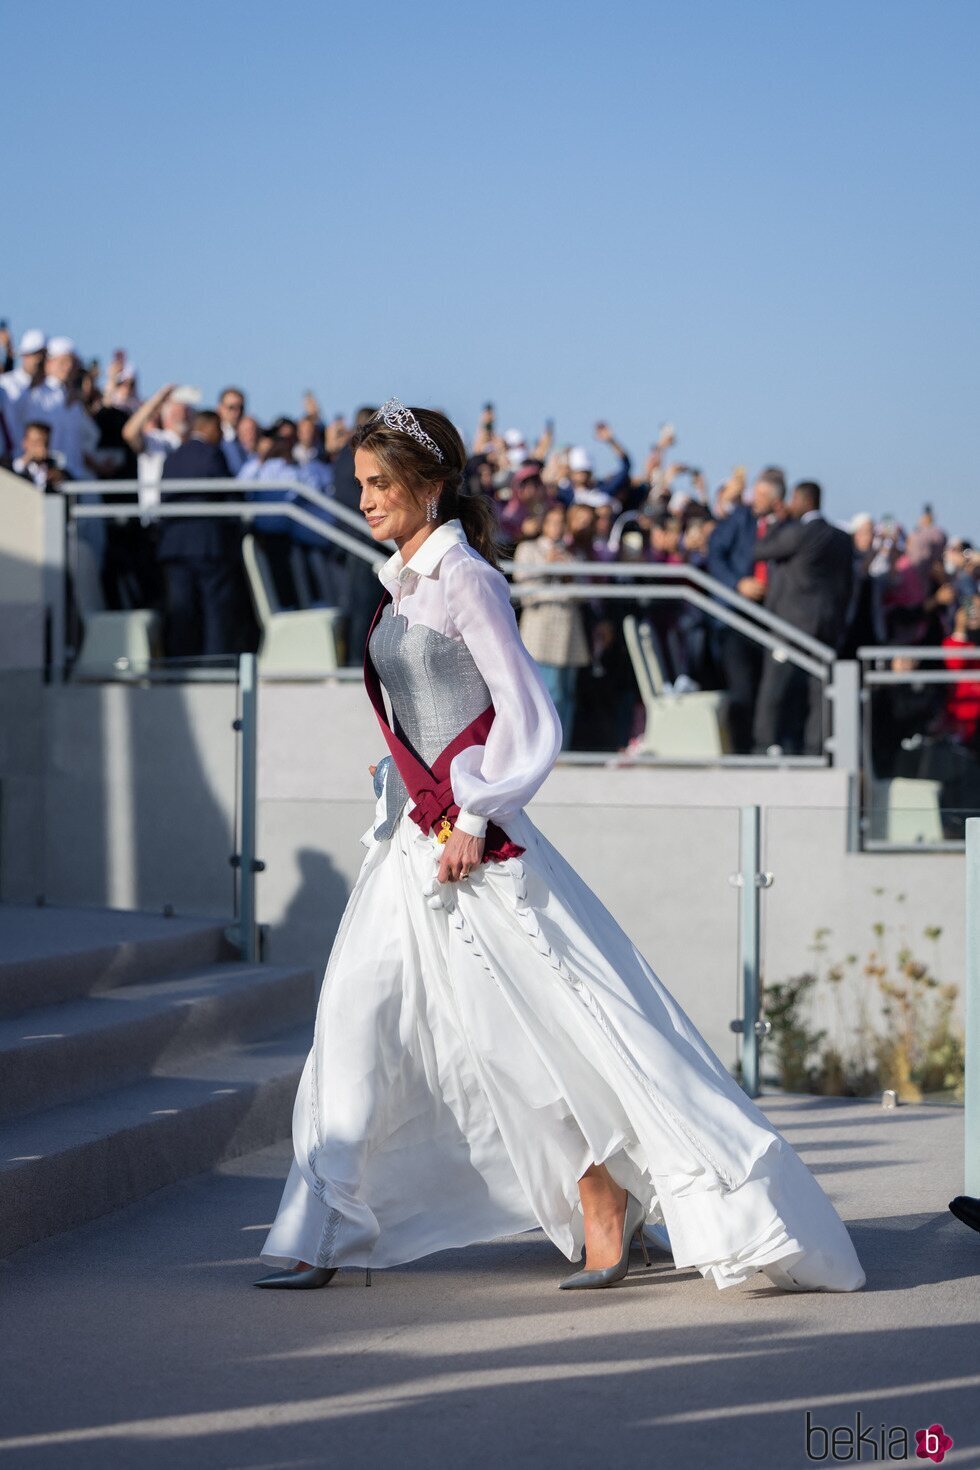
350, 406, 501, 568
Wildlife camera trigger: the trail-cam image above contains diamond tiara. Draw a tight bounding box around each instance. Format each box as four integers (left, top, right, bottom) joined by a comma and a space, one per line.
372, 397, 445, 463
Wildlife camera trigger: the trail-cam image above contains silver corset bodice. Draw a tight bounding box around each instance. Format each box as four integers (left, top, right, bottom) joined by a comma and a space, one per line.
368, 606, 492, 839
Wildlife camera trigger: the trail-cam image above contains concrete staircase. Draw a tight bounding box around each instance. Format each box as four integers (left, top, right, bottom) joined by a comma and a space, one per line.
0, 903, 316, 1257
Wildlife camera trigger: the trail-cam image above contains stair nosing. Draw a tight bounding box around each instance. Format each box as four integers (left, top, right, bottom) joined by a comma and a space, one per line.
0, 961, 316, 1056
0, 1019, 313, 1170
0, 916, 242, 1018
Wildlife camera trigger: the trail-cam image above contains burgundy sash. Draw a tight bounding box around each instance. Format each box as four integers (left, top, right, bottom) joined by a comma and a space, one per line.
363, 593, 524, 863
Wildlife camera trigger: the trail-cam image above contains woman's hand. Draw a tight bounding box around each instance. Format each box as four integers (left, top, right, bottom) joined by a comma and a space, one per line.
437, 826, 484, 884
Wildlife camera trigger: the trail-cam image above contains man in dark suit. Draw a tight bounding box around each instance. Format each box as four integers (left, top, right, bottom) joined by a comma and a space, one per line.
158, 409, 243, 659
751, 480, 855, 755
707, 469, 787, 751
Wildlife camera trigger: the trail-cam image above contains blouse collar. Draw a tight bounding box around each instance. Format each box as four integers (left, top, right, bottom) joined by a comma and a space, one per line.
378, 518, 468, 593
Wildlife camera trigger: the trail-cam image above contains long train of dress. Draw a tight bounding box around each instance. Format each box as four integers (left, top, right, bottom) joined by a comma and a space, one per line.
260, 806, 865, 1293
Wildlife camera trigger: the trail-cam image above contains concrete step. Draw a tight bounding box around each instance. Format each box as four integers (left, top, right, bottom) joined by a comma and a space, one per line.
0, 904, 239, 1018
0, 1020, 313, 1257
0, 961, 316, 1123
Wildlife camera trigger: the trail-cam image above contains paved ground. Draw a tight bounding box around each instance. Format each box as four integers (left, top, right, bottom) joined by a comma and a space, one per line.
1, 1094, 978, 1470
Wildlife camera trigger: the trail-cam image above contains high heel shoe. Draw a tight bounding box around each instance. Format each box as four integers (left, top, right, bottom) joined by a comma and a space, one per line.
254, 1265, 338, 1289
254, 1263, 374, 1288
559, 1190, 651, 1290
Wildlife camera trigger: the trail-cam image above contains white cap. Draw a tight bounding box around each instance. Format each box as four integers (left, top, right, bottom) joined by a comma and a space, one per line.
849, 511, 873, 532
568, 446, 593, 473
46, 336, 76, 358
503, 428, 525, 447
18, 329, 46, 355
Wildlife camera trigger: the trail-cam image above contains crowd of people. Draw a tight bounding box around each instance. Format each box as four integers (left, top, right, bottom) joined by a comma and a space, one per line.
2, 322, 978, 782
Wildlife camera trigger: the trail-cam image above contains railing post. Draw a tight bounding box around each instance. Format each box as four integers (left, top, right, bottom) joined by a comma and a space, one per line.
741, 805, 762, 1097
42, 494, 66, 678
827, 659, 860, 770
827, 659, 862, 853
235, 652, 262, 962
966, 818, 980, 1196
731, 805, 772, 1098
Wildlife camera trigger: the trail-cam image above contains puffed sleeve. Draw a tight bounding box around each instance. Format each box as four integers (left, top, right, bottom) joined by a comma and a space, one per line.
443, 550, 563, 837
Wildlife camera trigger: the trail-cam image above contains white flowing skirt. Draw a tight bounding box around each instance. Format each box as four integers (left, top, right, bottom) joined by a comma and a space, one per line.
260, 807, 865, 1293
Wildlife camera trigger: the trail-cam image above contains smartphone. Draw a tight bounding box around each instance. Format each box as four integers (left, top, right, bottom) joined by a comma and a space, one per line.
545, 418, 554, 435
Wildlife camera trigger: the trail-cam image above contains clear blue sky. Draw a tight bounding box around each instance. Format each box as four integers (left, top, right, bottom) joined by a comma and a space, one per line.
3, 0, 977, 530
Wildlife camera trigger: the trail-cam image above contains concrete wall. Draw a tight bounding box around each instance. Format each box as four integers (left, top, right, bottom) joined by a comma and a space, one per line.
0, 468, 46, 671
0, 672, 46, 900
0, 676, 965, 1072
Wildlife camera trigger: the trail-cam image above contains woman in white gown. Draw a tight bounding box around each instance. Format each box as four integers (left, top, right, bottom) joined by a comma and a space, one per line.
256, 399, 865, 1295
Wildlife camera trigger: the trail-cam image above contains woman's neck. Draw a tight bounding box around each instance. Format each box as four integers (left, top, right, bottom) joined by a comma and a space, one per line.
396, 522, 438, 567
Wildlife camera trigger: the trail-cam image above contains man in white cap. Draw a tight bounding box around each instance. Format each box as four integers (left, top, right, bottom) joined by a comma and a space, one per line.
0, 329, 47, 454
571, 450, 619, 508
27, 337, 99, 479
123, 382, 194, 520
503, 428, 527, 470
26, 336, 105, 575
563, 421, 633, 508
27, 335, 74, 416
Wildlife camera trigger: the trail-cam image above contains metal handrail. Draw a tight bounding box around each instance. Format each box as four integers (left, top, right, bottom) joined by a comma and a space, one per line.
857, 645, 974, 661
74, 503, 828, 679
60, 476, 390, 561
511, 560, 836, 664
71, 492, 385, 567
859, 644, 980, 684
864, 671, 979, 685
65, 479, 831, 673
61, 476, 382, 545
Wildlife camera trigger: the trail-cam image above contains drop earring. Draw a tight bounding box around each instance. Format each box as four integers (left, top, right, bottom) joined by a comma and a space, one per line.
426, 496, 438, 522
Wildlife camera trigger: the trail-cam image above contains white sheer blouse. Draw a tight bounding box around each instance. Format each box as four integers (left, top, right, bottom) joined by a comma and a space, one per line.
372, 519, 562, 838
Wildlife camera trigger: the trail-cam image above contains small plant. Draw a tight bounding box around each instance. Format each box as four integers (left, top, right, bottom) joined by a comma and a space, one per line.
761, 891, 965, 1102
760, 972, 826, 1093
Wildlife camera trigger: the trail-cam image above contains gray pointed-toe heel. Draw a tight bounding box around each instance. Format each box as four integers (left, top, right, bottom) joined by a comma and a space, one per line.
559, 1190, 650, 1290
254, 1265, 338, 1289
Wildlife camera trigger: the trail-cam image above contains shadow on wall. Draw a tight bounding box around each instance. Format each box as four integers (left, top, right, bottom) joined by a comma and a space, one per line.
263, 845, 352, 977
